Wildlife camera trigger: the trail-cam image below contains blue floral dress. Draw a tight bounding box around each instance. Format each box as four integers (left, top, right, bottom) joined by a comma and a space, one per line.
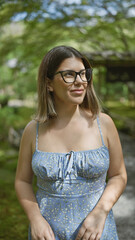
29, 116, 118, 239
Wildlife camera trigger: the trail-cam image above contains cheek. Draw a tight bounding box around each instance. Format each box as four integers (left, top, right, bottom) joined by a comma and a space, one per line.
53, 83, 69, 99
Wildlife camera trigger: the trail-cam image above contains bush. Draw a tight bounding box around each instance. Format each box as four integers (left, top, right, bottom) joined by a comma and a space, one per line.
0, 106, 35, 141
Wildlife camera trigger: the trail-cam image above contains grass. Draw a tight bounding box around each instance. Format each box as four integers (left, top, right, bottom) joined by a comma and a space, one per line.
0, 148, 29, 240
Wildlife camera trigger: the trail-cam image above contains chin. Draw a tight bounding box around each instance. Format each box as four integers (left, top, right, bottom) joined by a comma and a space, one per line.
70, 96, 84, 105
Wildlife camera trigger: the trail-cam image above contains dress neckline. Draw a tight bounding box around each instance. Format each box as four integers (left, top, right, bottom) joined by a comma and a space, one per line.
33, 145, 108, 156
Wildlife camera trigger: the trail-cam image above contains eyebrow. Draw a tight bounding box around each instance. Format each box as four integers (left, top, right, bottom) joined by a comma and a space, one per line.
57, 68, 85, 72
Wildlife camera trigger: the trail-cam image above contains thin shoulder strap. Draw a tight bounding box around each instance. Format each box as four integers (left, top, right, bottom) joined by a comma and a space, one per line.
97, 116, 105, 146
36, 122, 39, 150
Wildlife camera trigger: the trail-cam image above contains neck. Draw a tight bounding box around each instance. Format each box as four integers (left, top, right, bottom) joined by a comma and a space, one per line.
54, 103, 82, 123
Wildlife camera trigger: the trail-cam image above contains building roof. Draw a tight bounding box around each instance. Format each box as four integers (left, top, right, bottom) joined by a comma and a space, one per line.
84, 51, 135, 67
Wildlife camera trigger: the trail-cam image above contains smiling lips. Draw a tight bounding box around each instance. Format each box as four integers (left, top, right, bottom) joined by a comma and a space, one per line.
70, 89, 84, 94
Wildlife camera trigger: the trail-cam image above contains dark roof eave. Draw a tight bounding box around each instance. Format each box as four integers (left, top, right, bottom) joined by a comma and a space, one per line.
83, 51, 135, 66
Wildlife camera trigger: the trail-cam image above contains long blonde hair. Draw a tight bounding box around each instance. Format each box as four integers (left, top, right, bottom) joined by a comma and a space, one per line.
35, 46, 101, 122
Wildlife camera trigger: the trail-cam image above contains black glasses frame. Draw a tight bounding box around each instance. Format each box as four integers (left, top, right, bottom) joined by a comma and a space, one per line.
54, 68, 93, 83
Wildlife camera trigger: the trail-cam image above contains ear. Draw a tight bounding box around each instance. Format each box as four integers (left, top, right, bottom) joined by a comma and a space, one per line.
47, 78, 53, 92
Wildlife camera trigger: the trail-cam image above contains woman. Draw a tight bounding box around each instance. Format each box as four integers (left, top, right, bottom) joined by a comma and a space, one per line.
15, 46, 127, 240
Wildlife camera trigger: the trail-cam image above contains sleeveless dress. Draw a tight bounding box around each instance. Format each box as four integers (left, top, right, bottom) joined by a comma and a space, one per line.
29, 116, 118, 240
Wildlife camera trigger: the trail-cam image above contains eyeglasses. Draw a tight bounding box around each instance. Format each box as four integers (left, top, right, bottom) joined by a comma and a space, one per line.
54, 68, 92, 83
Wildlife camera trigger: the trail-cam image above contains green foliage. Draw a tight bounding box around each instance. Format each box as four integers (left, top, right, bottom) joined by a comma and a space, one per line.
0, 0, 135, 100
0, 106, 35, 140
104, 101, 135, 136
105, 101, 135, 120
104, 82, 129, 101
0, 107, 16, 140
0, 94, 9, 107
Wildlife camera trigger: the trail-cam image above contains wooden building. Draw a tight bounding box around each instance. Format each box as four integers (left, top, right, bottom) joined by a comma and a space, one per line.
84, 51, 135, 82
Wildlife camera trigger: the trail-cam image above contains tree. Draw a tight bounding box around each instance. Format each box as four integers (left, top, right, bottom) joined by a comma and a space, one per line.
0, 0, 135, 99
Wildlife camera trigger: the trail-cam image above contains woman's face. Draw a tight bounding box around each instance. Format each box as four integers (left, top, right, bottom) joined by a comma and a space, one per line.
48, 57, 88, 107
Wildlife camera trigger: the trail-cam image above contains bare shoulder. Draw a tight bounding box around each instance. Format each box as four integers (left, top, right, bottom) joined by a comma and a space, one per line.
16, 120, 37, 181
99, 112, 120, 145
22, 120, 37, 137
99, 112, 114, 124
20, 120, 37, 148
99, 112, 116, 131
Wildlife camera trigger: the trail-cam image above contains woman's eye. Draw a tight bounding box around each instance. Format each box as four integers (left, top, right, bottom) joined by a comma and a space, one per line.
80, 71, 85, 76
64, 71, 74, 77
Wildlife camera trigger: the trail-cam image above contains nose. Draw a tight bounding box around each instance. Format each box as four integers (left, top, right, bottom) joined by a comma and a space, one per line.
74, 73, 82, 84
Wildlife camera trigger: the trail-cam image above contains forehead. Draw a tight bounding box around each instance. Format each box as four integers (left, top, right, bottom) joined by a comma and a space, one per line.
57, 57, 84, 71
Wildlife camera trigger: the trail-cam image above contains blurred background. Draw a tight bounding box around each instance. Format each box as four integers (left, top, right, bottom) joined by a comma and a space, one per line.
0, 0, 135, 239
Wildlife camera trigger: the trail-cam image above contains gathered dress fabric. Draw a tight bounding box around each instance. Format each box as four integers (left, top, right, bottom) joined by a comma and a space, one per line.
29, 116, 119, 240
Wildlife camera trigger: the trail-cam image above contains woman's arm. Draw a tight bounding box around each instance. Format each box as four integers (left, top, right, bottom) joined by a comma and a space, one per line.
15, 121, 55, 240
95, 114, 127, 212
75, 113, 127, 240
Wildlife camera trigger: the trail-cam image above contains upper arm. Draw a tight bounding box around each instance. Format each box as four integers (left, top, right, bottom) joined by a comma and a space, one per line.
100, 113, 127, 181
15, 120, 37, 184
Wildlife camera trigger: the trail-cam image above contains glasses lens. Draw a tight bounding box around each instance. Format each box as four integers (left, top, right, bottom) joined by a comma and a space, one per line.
62, 71, 75, 83
85, 69, 92, 82
80, 70, 87, 82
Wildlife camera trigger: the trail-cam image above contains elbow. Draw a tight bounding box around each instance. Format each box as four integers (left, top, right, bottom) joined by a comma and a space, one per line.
122, 164, 128, 188
108, 170, 127, 192
14, 177, 33, 195
14, 177, 24, 195
122, 171, 127, 190
118, 169, 127, 192
14, 178, 20, 195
